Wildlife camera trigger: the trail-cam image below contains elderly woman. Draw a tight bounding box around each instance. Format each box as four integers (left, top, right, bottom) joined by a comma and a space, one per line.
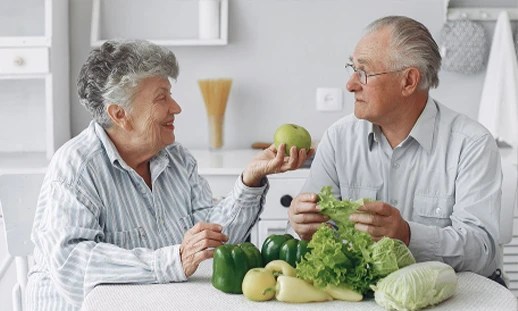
26, 40, 311, 310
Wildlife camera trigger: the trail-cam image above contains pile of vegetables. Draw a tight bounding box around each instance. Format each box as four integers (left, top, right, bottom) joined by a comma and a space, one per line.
211, 186, 457, 309
295, 186, 416, 295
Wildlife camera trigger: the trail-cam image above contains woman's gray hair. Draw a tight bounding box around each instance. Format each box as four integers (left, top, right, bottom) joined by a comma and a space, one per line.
366, 16, 441, 90
77, 39, 179, 128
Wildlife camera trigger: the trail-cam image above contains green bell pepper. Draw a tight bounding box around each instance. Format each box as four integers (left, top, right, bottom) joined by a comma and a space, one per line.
212, 242, 262, 294
261, 234, 310, 267
279, 238, 310, 268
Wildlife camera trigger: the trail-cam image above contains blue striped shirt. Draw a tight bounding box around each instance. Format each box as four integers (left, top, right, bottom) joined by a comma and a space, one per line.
301, 97, 502, 277
27, 121, 268, 310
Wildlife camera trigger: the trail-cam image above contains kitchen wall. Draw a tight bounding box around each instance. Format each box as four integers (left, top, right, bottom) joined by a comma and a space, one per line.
69, 0, 517, 150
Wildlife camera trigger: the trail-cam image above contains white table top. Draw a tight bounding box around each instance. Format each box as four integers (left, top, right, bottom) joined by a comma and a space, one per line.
81, 259, 518, 311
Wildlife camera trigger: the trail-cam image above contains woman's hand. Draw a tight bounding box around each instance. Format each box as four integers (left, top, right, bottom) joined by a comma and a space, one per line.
179, 222, 228, 276
242, 144, 314, 187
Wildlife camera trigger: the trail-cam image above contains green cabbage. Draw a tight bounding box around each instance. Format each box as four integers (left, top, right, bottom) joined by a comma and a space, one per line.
371, 261, 457, 311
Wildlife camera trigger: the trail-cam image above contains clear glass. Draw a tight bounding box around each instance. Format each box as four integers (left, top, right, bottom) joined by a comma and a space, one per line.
208, 115, 224, 150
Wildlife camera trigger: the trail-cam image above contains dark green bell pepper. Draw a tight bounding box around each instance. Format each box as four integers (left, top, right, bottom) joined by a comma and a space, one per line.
212, 242, 262, 294
261, 234, 310, 267
279, 238, 309, 268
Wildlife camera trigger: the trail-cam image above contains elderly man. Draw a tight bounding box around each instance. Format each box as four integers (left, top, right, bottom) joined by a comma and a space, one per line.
288, 16, 504, 285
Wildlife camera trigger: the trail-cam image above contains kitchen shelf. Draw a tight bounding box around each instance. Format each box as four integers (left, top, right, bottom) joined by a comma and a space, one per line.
447, 8, 518, 21
0, 0, 70, 163
0, 37, 51, 47
90, 0, 228, 47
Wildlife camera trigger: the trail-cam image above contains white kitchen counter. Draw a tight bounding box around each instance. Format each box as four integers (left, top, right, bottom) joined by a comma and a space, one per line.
81, 259, 518, 311
189, 149, 310, 178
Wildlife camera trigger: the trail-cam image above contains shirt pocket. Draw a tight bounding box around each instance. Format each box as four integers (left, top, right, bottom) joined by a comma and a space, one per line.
104, 226, 146, 250
340, 186, 378, 201
412, 194, 454, 227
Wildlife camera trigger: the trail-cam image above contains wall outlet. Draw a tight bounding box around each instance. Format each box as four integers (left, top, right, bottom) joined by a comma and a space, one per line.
316, 88, 343, 112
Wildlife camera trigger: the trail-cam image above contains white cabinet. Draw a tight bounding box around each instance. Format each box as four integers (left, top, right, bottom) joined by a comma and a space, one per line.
252, 173, 308, 247
0, 0, 70, 172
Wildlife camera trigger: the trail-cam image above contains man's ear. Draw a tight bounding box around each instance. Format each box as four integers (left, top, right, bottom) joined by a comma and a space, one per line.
106, 104, 132, 130
401, 67, 420, 96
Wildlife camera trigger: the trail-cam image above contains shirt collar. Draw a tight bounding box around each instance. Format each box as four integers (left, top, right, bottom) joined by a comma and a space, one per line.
366, 96, 437, 153
368, 123, 381, 151
93, 121, 126, 167
408, 96, 437, 154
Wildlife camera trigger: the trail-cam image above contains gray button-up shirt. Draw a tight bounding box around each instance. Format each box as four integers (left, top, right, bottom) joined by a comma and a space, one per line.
302, 97, 502, 277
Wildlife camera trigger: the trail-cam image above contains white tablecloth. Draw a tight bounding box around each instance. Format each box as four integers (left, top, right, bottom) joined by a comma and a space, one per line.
81, 259, 518, 311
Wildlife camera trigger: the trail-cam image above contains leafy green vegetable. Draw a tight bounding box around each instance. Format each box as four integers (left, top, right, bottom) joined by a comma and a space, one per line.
371, 261, 457, 311
296, 224, 375, 294
370, 237, 416, 277
295, 186, 416, 295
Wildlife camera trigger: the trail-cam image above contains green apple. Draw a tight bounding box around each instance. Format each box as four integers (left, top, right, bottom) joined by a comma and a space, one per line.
273, 123, 312, 156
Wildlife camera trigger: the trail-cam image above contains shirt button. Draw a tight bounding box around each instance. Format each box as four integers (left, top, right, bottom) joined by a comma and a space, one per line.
141, 187, 146, 193
159, 218, 164, 225
391, 199, 398, 206
256, 195, 261, 200
435, 207, 442, 215
393, 163, 400, 169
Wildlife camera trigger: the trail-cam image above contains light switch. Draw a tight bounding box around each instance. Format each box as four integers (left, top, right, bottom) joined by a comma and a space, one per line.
316, 88, 343, 112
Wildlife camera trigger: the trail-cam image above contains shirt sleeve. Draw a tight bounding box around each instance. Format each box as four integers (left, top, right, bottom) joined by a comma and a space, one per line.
408, 134, 502, 277
187, 157, 269, 244
31, 181, 187, 308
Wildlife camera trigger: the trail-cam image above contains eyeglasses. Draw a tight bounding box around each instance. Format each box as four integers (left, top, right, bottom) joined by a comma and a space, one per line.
344, 63, 407, 85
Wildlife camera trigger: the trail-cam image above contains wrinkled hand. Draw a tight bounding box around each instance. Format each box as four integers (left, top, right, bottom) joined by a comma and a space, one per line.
287, 193, 330, 241
242, 144, 315, 187
348, 201, 410, 245
179, 222, 228, 277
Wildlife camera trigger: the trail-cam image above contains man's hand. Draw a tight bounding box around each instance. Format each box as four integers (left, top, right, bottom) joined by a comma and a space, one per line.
179, 222, 228, 276
287, 193, 329, 240
242, 144, 314, 187
348, 201, 411, 245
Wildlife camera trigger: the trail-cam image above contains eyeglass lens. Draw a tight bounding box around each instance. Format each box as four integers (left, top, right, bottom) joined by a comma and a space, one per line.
346, 65, 366, 84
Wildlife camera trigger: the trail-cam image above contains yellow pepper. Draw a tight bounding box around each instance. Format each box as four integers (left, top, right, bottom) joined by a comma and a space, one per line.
264, 260, 296, 277
242, 268, 276, 302
325, 284, 363, 302
269, 275, 333, 303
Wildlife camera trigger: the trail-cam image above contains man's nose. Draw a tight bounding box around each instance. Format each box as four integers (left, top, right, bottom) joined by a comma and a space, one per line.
346, 74, 360, 92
